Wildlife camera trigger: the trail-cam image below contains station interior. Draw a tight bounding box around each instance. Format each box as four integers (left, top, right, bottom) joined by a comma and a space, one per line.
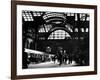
22, 11, 89, 69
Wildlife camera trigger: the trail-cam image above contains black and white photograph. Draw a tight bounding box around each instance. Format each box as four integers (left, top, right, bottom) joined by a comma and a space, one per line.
22, 11, 90, 69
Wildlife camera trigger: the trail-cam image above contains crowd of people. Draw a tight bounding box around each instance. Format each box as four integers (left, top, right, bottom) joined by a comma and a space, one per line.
51, 46, 89, 66
23, 46, 89, 68
51, 47, 73, 65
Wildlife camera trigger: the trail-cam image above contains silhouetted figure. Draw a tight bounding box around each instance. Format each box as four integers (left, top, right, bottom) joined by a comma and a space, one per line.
84, 49, 89, 65
74, 47, 83, 65
22, 52, 29, 69
52, 55, 56, 63
68, 53, 73, 64
57, 47, 64, 66
63, 50, 68, 64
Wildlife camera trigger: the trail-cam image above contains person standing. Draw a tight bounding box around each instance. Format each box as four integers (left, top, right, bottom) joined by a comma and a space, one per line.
57, 47, 64, 66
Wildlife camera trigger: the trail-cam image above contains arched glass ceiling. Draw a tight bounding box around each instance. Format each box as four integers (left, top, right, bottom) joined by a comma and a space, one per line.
43, 12, 66, 24
22, 10, 90, 22
43, 12, 66, 20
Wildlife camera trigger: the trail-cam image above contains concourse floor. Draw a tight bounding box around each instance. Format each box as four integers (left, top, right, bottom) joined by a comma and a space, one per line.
28, 60, 78, 69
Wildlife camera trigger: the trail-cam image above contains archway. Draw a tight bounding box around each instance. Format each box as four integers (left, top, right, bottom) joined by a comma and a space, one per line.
47, 27, 71, 39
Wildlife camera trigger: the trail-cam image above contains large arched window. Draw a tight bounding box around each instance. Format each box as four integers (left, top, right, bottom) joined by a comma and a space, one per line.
48, 30, 70, 39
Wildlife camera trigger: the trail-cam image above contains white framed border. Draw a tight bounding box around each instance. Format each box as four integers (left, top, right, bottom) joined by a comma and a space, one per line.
16, 5, 95, 76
